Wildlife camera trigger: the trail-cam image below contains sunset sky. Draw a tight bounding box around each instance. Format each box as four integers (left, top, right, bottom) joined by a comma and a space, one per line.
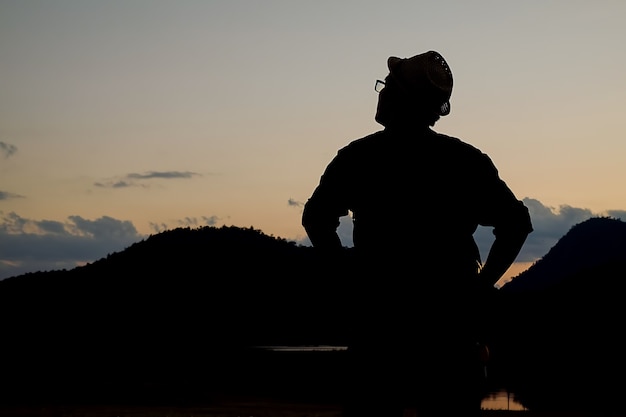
2, 1, 625, 285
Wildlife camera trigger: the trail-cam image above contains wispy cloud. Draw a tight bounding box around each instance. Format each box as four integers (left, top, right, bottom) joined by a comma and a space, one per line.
94, 170, 201, 188
148, 215, 221, 234
0, 191, 25, 201
0, 211, 140, 239
0, 141, 17, 158
127, 171, 199, 179
607, 209, 626, 219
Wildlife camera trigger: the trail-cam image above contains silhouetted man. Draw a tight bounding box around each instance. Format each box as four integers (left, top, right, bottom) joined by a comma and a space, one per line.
302, 50, 533, 417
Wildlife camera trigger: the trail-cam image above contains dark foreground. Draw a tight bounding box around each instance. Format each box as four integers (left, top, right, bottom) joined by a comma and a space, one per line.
0, 399, 622, 417
3, 349, 624, 417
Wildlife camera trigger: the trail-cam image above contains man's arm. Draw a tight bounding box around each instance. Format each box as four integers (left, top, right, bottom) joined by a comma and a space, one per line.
302, 149, 351, 254
478, 231, 529, 288
302, 198, 344, 252
475, 154, 533, 288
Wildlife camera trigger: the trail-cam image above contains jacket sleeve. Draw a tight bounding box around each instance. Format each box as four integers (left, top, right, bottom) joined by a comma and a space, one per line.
474, 153, 533, 286
479, 159, 533, 237
302, 149, 351, 253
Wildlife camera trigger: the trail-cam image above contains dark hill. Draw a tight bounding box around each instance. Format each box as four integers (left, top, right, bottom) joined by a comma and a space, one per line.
500, 216, 626, 293
0, 225, 352, 405
491, 217, 626, 412
0, 225, 350, 345
0, 225, 356, 345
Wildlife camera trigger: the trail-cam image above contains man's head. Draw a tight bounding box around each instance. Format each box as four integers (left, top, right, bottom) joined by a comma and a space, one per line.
375, 50, 453, 128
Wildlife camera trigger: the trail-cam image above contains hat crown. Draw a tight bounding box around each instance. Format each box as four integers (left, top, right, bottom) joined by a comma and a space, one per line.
387, 50, 453, 115
426, 51, 452, 94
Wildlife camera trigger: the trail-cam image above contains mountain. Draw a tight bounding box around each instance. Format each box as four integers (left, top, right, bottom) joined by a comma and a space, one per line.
500, 216, 626, 293
0, 225, 354, 346
490, 217, 626, 412
0, 225, 351, 405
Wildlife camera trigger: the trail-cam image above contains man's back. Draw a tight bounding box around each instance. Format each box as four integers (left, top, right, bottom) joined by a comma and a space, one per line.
304, 127, 524, 268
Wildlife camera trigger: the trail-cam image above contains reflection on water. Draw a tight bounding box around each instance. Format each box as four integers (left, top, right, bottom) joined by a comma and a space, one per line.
258, 346, 527, 411
481, 389, 527, 411
256, 345, 349, 351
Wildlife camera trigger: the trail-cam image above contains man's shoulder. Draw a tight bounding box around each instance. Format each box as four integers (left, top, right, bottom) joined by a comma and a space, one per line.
432, 130, 476, 149
336, 129, 489, 161
338, 130, 387, 154
345, 130, 386, 146
431, 131, 488, 158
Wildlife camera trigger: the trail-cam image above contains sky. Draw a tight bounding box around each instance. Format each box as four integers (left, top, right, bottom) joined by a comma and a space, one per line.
1, 1, 626, 286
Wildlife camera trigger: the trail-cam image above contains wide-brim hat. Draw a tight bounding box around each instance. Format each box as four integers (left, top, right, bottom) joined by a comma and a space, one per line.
387, 50, 453, 116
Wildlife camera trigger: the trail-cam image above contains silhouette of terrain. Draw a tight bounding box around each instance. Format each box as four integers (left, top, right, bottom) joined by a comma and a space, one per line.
0, 226, 351, 406
1, 218, 626, 412
501, 216, 626, 292
492, 217, 626, 412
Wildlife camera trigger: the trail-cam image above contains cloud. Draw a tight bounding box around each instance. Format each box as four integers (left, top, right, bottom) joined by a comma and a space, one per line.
93, 180, 142, 189
607, 209, 626, 220
511, 198, 596, 262
148, 215, 221, 234
1, 198, 622, 281
0, 191, 25, 201
173, 215, 220, 228
127, 171, 199, 179
0, 212, 144, 280
288, 198, 303, 208
94, 171, 201, 188
0, 141, 17, 158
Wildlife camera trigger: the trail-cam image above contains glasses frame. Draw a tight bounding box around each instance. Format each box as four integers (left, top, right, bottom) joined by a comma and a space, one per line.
374, 79, 386, 93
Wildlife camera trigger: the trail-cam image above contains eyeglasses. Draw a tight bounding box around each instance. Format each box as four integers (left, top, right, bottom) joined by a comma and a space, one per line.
374, 79, 385, 93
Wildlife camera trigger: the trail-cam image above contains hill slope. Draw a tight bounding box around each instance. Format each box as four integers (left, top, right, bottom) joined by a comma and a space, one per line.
492, 217, 626, 411
501, 216, 626, 292
0, 225, 352, 404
